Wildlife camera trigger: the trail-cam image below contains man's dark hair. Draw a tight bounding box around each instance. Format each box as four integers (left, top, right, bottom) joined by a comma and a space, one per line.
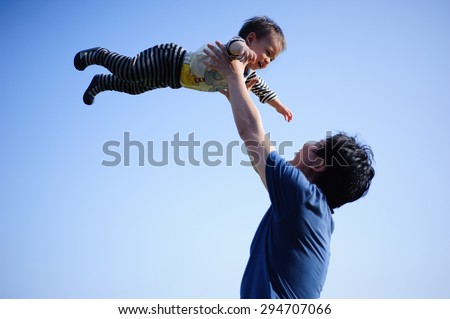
314, 133, 375, 209
238, 16, 286, 51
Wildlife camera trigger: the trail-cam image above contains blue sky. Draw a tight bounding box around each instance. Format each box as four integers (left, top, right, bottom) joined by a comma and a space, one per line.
1, 0, 449, 298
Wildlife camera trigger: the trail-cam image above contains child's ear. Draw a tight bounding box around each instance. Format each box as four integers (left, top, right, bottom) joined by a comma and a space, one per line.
246, 32, 257, 44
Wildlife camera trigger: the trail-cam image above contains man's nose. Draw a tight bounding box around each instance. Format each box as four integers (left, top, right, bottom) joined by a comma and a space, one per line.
304, 140, 318, 147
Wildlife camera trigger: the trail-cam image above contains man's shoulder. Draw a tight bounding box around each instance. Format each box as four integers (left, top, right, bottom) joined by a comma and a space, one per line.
266, 150, 283, 166
266, 151, 327, 203
266, 151, 308, 187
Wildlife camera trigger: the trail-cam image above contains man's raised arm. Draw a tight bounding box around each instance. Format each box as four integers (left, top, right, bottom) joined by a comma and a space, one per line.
204, 42, 275, 188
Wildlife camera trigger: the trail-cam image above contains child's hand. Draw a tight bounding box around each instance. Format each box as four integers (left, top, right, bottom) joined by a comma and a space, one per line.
275, 103, 293, 122
268, 98, 293, 122
227, 40, 257, 65
240, 47, 257, 65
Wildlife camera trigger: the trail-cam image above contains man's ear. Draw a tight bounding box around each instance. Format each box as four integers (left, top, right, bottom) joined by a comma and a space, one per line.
310, 159, 326, 173
311, 165, 326, 173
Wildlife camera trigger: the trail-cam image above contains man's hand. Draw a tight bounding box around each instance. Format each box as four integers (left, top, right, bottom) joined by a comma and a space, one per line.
204, 41, 247, 79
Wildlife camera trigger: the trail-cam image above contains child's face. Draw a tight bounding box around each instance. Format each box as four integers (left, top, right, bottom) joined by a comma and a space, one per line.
246, 31, 283, 70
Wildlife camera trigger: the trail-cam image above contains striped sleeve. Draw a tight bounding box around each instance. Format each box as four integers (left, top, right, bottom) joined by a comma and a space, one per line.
246, 71, 278, 104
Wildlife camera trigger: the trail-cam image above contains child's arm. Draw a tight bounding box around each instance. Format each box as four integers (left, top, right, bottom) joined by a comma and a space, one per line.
267, 98, 293, 122
226, 37, 257, 65
246, 72, 294, 122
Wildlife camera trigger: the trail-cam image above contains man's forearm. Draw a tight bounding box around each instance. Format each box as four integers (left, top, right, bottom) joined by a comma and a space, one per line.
227, 74, 271, 187
202, 41, 272, 185
227, 76, 265, 142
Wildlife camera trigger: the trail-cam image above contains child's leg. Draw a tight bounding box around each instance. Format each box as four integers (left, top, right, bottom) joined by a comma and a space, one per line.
74, 47, 101, 71
83, 74, 153, 105
74, 44, 186, 89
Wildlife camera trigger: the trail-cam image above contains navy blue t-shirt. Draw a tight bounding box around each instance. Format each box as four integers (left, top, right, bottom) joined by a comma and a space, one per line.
240, 151, 334, 299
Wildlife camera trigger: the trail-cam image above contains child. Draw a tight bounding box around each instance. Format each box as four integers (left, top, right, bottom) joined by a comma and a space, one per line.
74, 16, 293, 122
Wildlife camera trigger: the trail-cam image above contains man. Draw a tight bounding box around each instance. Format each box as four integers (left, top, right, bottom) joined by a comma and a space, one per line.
204, 42, 375, 299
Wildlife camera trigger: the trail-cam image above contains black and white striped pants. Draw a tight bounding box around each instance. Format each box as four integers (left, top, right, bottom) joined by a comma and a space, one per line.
89, 44, 186, 95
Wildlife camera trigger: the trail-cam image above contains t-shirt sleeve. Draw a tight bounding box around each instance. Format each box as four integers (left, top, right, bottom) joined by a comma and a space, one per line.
265, 151, 313, 218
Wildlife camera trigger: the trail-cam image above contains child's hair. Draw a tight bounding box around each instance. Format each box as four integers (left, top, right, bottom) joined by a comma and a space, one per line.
238, 16, 286, 51
313, 133, 375, 209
